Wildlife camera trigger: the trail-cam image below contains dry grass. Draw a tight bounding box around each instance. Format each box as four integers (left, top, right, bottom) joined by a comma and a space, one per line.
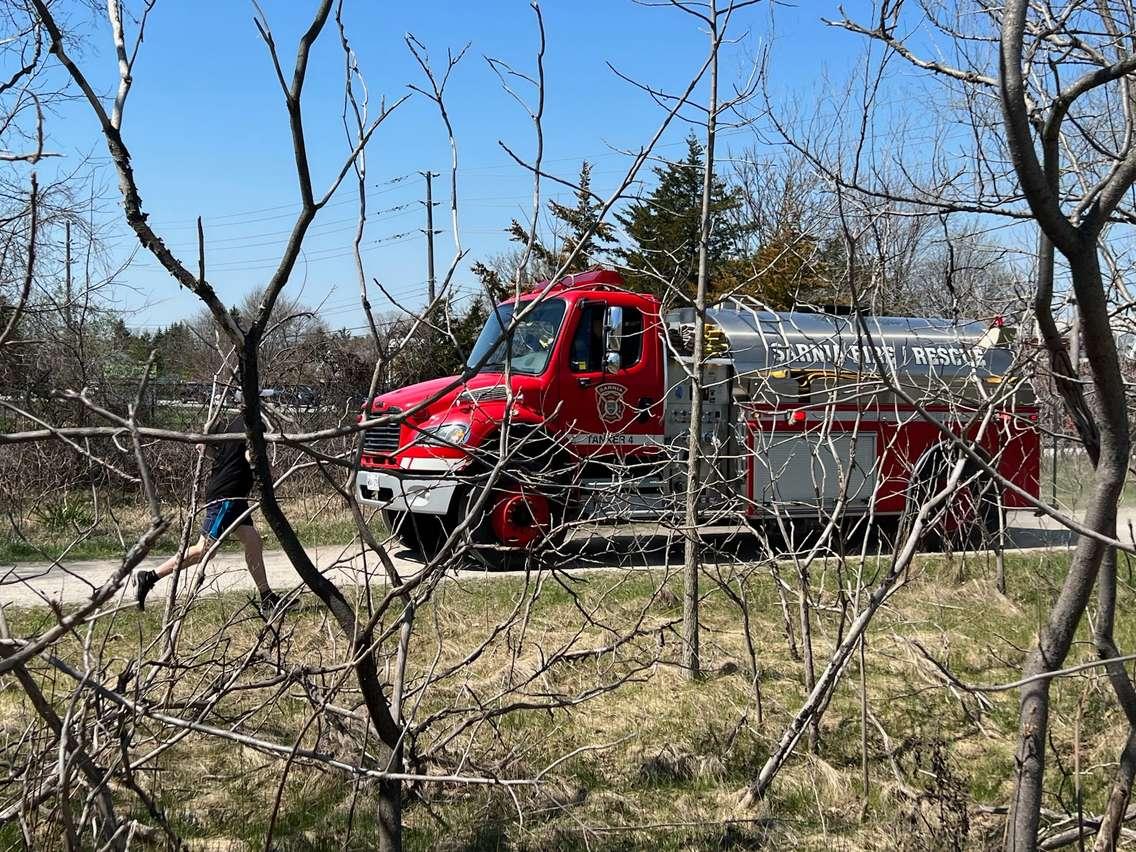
1052, 450, 1136, 511
1, 547, 1132, 850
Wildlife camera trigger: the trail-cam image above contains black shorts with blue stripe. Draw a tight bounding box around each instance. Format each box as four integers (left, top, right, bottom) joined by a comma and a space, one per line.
202, 498, 253, 540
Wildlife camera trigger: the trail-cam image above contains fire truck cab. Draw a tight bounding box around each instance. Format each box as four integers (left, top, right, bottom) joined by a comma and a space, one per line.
356, 268, 1039, 558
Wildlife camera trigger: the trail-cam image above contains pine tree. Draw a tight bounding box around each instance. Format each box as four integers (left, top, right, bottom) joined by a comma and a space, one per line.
538, 161, 616, 270
736, 225, 844, 310
386, 295, 494, 388
614, 132, 745, 303
472, 161, 615, 297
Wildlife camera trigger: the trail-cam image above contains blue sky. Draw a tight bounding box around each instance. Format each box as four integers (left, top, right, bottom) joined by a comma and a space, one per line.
42, 1, 876, 330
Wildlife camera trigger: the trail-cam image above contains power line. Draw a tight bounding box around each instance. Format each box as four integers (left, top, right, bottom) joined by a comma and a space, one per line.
124, 118, 973, 262
150, 173, 417, 231
126, 287, 477, 332
130, 229, 424, 275
162, 203, 418, 255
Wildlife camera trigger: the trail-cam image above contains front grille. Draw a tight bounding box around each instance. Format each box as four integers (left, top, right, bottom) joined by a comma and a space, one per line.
363, 408, 402, 455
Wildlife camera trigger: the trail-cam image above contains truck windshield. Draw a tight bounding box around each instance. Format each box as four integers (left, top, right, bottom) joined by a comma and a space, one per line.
466, 298, 566, 375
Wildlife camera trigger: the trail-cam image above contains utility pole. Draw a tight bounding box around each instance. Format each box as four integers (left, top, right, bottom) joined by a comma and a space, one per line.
421, 171, 438, 304
63, 221, 72, 329
1068, 295, 1080, 370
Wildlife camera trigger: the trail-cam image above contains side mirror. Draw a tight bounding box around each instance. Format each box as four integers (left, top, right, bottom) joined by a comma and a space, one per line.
604, 305, 623, 354
604, 351, 622, 374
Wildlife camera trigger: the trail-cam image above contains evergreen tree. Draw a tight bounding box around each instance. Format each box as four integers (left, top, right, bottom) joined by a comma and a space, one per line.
472, 161, 615, 297
534, 161, 616, 270
453, 295, 489, 358
386, 295, 493, 388
151, 321, 202, 380
733, 226, 844, 310
614, 132, 745, 303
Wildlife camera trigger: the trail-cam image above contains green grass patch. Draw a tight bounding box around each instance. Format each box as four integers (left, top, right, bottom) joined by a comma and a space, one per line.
0, 495, 366, 563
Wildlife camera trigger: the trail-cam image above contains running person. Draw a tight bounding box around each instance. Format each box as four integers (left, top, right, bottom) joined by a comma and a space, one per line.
135, 413, 288, 614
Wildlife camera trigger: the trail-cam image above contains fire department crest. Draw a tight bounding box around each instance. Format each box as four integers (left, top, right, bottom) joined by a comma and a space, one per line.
595, 382, 627, 423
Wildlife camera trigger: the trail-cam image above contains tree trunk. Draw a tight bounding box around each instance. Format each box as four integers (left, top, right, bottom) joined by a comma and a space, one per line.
9, 662, 123, 850
1092, 545, 1136, 847
377, 775, 403, 852
681, 2, 720, 681
1006, 250, 1130, 851
799, 565, 818, 752
1094, 730, 1136, 852
238, 342, 404, 848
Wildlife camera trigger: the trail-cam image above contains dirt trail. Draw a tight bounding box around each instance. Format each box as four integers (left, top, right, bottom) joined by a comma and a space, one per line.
3, 509, 1127, 609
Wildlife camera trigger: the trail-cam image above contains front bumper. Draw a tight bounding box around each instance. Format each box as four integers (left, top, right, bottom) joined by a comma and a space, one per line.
356, 457, 463, 515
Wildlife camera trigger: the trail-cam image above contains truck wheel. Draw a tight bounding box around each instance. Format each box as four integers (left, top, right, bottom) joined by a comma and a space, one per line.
456, 430, 571, 568
901, 452, 1000, 553
936, 472, 1001, 553
382, 509, 452, 558
457, 484, 566, 569
383, 510, 420, 551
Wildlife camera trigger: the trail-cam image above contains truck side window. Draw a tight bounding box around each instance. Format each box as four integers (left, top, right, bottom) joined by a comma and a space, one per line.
569, 303, 645, 372
570, 304, 605, 372
620, 308, 643, 368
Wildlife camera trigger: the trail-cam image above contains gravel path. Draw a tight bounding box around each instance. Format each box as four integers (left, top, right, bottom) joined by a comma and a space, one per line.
3, 509, 1125, 610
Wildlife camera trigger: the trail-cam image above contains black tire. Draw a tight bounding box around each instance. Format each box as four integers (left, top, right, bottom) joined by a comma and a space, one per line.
455, 429, 572, 569
454, 486, 508, 570
383, 509, 420, 552
382, 509, 453, 558
900, 451, 1001, 553
941, 474, 1002, 553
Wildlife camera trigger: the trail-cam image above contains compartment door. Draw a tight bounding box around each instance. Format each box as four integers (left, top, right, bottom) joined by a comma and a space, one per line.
752, 428, 878, 510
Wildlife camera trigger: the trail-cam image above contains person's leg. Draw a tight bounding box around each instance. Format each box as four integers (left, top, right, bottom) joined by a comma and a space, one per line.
236, 524, 294, 615
235, 523, 272, 597
136, 535, 208, 610
154, 536, 208, 580
137, 498, 230, 611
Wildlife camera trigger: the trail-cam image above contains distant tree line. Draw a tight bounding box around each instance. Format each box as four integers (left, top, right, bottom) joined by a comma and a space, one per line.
470, 131, 1025, 316
1, 131, 1027, 406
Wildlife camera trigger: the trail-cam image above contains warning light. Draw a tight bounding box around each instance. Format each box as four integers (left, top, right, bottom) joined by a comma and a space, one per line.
787, 409, 808, 424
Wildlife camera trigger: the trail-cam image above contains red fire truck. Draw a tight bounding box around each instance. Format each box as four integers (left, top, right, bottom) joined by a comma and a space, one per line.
356, 268, 1040, 559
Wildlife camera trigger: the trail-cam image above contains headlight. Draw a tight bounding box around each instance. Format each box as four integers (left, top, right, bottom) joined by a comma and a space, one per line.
419, 421, 470, 446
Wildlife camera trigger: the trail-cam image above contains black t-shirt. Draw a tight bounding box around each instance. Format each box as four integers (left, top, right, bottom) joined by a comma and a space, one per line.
205, 416, 253, 501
